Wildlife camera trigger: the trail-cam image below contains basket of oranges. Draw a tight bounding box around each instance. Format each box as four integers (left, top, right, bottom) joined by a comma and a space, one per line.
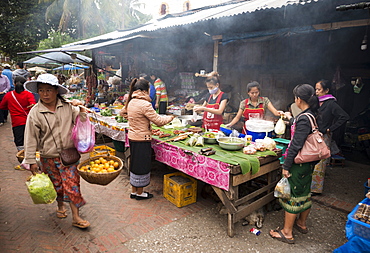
77, 155, 123, 185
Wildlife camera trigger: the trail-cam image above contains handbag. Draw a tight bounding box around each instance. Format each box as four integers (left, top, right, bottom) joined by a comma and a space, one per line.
44, 114, 81, 166
294, 113, 330, 164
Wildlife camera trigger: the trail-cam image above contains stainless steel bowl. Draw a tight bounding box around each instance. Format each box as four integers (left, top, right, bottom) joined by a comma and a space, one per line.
201, 134, 218, 144
217, 137, 245, 151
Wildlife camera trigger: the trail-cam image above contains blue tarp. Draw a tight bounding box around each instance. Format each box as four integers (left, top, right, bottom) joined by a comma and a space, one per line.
333, 236, 370, 253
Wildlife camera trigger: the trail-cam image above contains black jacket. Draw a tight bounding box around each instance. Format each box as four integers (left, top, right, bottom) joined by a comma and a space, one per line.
283, 109, 315, 171
317, 99, 349, 134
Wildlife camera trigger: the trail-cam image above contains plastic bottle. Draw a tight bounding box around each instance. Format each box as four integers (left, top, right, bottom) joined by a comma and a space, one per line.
250, 228, 261, 236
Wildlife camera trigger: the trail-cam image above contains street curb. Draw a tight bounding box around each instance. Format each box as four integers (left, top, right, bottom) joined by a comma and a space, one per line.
312, 195, 355, 214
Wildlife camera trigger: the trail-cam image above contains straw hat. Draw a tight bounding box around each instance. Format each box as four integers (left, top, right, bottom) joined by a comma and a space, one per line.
24, 73, 69, 94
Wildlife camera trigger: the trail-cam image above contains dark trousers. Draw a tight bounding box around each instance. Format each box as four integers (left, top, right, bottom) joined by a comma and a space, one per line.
158, 101, 167, 115
0, 93, 7, 123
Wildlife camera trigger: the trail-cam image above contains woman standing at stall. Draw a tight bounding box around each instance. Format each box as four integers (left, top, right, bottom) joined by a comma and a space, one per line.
311, 80, 349, 195
269, 84, 319, 244
193, 72, 228, 130
123, 78, 174, 200
23, 73, 90, 229
226, 81, 283, 133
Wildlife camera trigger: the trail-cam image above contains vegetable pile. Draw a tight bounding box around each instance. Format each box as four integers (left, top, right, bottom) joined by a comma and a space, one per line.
100, 108, 112, 116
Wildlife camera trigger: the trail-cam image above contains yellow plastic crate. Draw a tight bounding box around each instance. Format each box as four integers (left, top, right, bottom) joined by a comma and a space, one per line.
163, 172, 197, 208
89, 145, 115, 157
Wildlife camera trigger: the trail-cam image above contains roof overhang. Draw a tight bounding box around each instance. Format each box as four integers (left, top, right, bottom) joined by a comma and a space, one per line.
18, 35, 146, 55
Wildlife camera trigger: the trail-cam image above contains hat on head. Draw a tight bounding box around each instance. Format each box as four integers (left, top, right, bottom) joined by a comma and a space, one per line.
24, 73, 69, 94
3, 63, 11, 68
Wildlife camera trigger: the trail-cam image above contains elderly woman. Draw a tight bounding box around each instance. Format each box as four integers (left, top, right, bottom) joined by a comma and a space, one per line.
23, 74, 90, 229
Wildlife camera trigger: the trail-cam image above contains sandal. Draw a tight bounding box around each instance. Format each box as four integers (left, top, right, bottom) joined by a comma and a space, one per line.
294, 221, 308, 234
72, 220, 90, 229
270, 228, 295, 244
56, 210, 68, 219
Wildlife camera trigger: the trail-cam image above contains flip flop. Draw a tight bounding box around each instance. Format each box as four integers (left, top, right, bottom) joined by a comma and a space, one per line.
270, 228, 295, 244
56, 210, 68, 219
294, 221, 308, 234
72, 220, 90, 229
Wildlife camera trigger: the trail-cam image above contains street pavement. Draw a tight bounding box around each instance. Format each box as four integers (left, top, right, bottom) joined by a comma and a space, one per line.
0, 119, 368, 252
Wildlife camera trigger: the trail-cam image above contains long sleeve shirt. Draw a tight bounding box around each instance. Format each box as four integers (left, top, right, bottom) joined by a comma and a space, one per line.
283, 109, 315, 171
24, 99, 86, 164
316, 99, 349, 134
0, 74, 10, 93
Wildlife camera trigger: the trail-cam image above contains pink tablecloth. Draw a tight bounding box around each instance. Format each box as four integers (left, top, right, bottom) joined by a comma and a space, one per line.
151, 139, 230, 191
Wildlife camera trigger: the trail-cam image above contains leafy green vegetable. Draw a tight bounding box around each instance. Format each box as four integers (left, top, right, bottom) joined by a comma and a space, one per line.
26, 173, 57, 204
100, 108, 113, 116
115, 115, 127, 123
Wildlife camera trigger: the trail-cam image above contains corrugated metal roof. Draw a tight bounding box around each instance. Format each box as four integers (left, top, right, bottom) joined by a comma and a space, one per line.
66, 0, 317, 46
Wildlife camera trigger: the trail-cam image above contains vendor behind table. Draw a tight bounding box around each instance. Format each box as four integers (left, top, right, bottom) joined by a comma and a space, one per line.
225, 81, 284, 134
193, 71, 228, 131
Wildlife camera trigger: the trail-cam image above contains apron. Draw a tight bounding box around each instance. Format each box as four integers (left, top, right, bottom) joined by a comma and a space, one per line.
242, 98, 265, 134
202, 92, 224, 130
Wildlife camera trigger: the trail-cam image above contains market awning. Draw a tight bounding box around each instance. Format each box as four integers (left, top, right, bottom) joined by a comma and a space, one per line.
18, 35, 146, 55
52, 64, 89, 71
24, 52, 92, 64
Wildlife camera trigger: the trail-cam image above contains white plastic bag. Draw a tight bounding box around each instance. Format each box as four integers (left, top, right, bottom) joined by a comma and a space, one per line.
274, 177, 291, 199
274, 116, 286, 135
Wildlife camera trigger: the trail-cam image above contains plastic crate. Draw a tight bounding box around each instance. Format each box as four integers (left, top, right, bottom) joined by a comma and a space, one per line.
163, 172, 197, 208
346, 198, 370, 241
90, 145, 115, 157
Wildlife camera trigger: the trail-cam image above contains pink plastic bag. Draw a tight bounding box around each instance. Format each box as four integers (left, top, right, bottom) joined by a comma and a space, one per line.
72, 115, 95, 153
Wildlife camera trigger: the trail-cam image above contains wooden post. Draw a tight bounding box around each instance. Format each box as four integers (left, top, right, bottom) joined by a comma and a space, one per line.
212, 35, 222, 72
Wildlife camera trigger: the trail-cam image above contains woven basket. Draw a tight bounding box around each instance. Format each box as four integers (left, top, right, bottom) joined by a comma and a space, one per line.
16, 150, 24, 163
77, 155, 123, 186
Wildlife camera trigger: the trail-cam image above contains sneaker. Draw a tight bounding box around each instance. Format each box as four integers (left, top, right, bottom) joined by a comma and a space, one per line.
0, 123, 3, 126
130, 193, 136, 199
135, 192, 153, 200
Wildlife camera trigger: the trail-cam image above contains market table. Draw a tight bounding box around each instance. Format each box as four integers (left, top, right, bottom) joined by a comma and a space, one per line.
87, 116, 282, 236
151, 136, 282, 237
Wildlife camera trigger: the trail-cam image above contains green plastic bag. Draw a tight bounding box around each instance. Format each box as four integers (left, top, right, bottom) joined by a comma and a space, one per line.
26, 173, 57, 204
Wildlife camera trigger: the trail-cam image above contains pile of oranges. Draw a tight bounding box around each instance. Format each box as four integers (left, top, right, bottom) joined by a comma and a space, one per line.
79, 157, 120, 173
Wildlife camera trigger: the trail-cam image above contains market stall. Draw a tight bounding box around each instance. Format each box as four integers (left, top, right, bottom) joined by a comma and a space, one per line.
87, 114, 282, 237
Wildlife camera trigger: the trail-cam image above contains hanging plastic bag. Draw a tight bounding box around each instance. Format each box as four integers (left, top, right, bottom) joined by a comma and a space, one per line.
274, 116, 286, 135
274, 177, 291, 199
72, 115, 95, 153
26, 173, 57, 204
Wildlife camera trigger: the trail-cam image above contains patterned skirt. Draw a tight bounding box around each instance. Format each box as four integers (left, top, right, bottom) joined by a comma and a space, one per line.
40, 157, 86, 208
129, 140, 152, 188
279, 163, 314, 214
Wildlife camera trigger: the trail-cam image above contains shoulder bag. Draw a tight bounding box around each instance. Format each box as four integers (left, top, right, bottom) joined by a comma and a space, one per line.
294, 113, 330, 164
43, 114, 81, 166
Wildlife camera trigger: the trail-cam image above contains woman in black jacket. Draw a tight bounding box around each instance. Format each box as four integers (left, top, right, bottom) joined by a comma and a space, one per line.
311, 80, 349, 195
270, 84, 319, 244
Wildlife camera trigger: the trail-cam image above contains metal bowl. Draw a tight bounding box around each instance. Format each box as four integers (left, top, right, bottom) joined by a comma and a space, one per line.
201, 132, 218, 144
217, 137, 245, 151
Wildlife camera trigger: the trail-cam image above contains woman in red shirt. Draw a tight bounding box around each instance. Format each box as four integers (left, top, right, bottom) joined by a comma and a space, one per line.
226, 81, 283, 133
194, 72, 228, 131
0, 76, 36, 150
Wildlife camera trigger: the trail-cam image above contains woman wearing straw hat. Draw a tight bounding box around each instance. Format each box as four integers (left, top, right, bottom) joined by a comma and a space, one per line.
23, 73, 90, 229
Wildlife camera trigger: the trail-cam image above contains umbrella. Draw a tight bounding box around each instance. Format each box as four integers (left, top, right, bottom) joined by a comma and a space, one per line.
24, 52, 92, 65
52, 64, 89, 71
27, 66, 49, 72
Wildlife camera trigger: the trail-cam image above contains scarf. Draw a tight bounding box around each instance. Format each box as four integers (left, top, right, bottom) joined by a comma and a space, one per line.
318, 94, 336, 102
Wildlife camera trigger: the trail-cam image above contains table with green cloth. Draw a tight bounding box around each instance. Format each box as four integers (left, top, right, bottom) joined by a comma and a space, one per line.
152, 132, 282, 237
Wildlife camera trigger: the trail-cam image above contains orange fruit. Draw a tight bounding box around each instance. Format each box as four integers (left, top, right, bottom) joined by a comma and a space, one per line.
95, 159, 101, 164
113, 162, 119, 168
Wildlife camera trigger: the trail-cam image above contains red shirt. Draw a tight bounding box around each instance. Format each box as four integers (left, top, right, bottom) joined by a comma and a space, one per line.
0, 91, 36, 127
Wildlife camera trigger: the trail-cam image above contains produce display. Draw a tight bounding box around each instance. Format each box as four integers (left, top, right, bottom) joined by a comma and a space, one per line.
100, 108, 113, 116
78, 157, 120, 174
115, 115, 127, 123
